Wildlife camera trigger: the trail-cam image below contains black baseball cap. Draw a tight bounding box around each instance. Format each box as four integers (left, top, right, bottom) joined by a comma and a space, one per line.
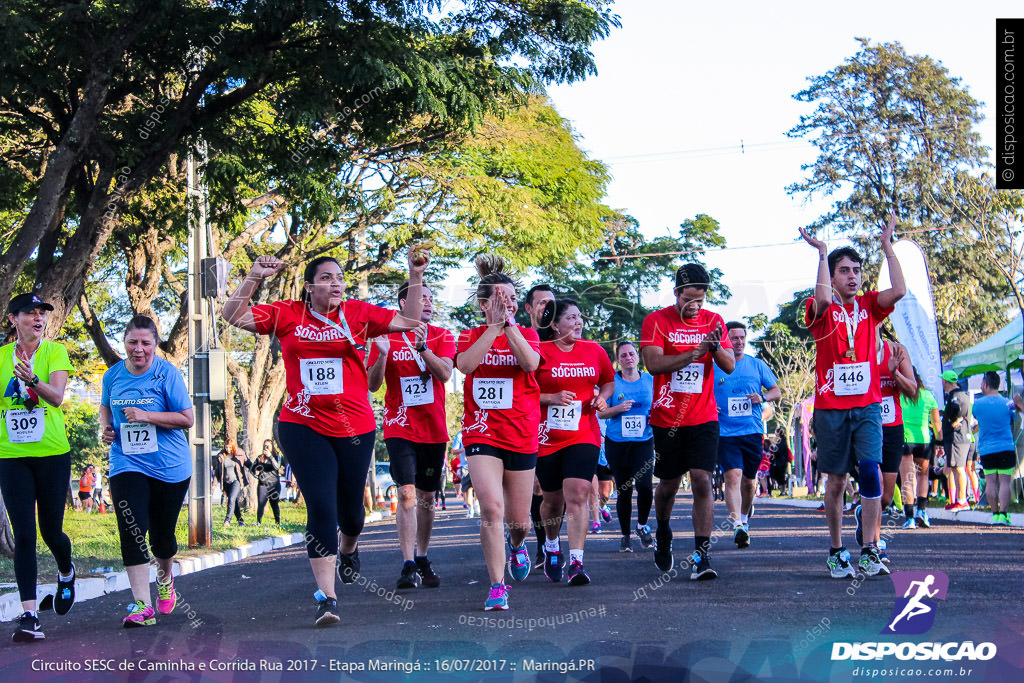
8, 293, 54, 315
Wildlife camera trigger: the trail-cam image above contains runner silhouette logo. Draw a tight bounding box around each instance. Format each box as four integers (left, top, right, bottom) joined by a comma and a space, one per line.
883, 571, 949, 635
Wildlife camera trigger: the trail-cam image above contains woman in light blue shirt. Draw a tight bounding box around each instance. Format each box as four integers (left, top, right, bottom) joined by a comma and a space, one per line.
100, 315, 194, 628
597, 341, 655, 552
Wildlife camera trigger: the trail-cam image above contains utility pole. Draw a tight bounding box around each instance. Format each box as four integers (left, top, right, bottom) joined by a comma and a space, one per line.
187, 151, 213, 547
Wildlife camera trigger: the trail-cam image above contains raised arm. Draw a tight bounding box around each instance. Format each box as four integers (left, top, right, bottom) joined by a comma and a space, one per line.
799, 227, 831, 323
222, 256, 286, 333
366, 337, 389, 392
877, 213, 907, 310
388, 247, 430, 333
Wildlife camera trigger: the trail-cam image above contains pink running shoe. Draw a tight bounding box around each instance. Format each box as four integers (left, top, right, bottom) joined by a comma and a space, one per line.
156, 578, 177, 615
123, 600, 156, 628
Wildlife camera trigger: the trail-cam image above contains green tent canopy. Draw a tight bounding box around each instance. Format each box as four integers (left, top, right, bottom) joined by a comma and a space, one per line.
950, 315, 1024, 378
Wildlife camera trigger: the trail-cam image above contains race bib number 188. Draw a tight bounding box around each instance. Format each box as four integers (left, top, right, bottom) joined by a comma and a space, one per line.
300, 358, 344, 395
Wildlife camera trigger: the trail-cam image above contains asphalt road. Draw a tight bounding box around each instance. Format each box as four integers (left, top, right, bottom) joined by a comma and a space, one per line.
1, 493, 1021, 683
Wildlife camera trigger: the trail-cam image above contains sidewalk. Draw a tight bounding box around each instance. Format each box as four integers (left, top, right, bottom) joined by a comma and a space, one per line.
754, 496, 1023, 526
0, 510, 390, 622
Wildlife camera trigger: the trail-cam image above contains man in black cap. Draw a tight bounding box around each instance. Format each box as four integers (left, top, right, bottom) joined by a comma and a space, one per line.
640, 263, 735, 580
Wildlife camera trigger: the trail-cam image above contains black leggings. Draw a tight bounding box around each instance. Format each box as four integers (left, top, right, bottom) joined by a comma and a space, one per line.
110, 472, 190, 567
257, 483, 281, 524
278, 422, 375, 558
0, 452, 74, 602
224, 481, 244, 524
605, 438, 655, 536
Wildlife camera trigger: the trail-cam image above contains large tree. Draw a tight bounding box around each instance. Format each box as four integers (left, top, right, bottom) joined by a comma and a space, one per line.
0, 0, 619, 335
787, 38, 1010, 356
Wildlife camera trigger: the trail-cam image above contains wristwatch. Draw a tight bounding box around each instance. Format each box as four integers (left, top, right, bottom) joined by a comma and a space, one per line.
26, 375, 39, 388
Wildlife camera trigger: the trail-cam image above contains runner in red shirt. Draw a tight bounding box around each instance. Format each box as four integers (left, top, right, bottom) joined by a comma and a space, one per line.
640, 263, 735, 581
367, 282, 454, 591
857, 325, 915, 560
222, 248, 429, 628
455, 254, 541, 611
800, 212, 905, 580
535, 299, 614, 586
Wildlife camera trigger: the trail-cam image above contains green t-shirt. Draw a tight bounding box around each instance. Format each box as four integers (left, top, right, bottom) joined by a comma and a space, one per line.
0, 340, 74, 457
901, 388, 938, 445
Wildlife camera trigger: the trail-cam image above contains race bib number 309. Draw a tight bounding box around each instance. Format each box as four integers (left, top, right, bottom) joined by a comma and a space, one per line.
5, 407, 44, 443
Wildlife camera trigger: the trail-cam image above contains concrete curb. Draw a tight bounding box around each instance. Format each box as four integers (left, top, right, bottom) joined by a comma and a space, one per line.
0, 509, 392, 622
755, 496, 1023, 526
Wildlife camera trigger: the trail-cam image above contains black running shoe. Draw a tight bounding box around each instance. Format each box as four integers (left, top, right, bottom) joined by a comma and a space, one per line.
11, 612, 44, 643
653, 526, 673, 572
619, 535, 633, 553
337, 548, 360, 583
54, 563, 76, 616
543, 549, 563, 583
396, 560, 421, 589
567, 560, 591, 586
415, 556, 441, 587
636, 524, 654, 549
689, 552, 718, 581
733, 524, 750, 549
314, 597, 340, 627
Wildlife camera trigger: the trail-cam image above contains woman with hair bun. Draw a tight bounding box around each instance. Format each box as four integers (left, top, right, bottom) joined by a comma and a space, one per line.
455, 255, 541, 611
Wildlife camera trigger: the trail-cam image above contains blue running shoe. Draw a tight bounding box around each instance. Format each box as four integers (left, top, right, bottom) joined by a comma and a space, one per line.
915, 510, 931, 528
567, 560, 590, 586
507, 540, 531, 582
544, 549, 563, 582
484, 583, 509, 611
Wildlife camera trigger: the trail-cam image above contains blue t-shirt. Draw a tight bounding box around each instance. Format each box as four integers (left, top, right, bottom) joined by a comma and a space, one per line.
713, 354, 779, 438
971, 394, 1017, 456
102, 356, 193, 482
604, 372, 654, 442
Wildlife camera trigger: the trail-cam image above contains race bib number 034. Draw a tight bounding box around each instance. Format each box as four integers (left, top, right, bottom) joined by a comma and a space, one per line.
5, 407, 44, 443
300, 358, 344, 395
621, 414, 646, 438
670, 363, 704, 393
400, 375, 434, 407
473, 378, 513, 409
833, 362, 870, 396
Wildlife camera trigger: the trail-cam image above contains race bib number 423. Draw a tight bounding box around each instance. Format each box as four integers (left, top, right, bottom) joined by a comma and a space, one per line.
670, 363, 704, 393
400, 375, 434, 407
5, 407, 44, 443
300, 358, 344, 395
473, 378, 513, 409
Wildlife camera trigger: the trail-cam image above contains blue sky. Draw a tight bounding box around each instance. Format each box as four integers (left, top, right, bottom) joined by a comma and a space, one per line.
530, 0, 1019, 325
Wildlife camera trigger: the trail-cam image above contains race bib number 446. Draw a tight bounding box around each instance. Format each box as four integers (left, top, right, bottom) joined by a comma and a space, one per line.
473, 378, 513, 409
670, 363, 704, 393
833, 362, 870, 396
5, 407, 44, 443
300, 358, 344, 395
